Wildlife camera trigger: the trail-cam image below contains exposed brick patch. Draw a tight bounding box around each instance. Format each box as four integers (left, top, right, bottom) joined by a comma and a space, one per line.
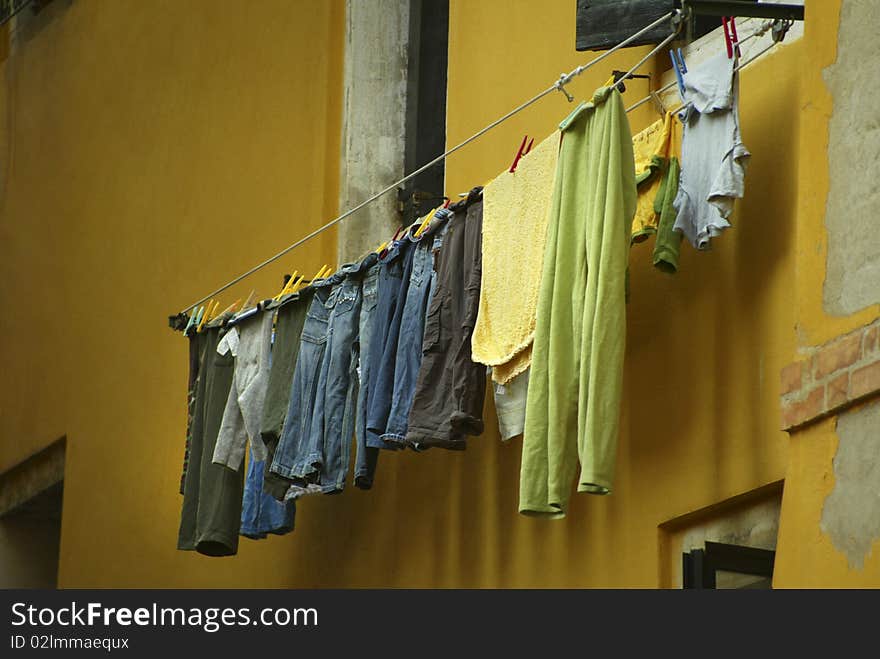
781, 386, 825, 431
781, 319, 880, 432
827, 372, 849, 409
780, 361, 803, 395
851, 361, 880, 400
814, 332, 861, 379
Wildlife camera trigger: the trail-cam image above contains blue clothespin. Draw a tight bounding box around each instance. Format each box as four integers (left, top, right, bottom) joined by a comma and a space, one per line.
669, 49, 686, 97
677, 48, 687, 73
183, 309, 197, 335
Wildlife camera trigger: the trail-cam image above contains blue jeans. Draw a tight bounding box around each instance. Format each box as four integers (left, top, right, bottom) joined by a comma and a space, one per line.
269, 278, 335, 484
353, 261, 381, 488
364, 240, 411, 450
381, 219, 449, 443
240, 445, 295, 538
367, 238, 417, 442
273, 254, 376, 494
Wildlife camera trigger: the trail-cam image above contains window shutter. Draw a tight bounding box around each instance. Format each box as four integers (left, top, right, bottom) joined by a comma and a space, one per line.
576, 0, 677, 51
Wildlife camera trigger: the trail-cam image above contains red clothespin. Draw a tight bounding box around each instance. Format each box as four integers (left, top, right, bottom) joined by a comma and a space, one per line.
729, 17, 740, 58
524, 137, 534, 156
509, 134, 530, 173
442, 196, 451, 209
722, 17, 733, 59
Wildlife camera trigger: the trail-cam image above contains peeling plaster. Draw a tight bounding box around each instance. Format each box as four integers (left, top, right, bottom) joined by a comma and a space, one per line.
822, 0, 880, 315
820, 399, 880, 570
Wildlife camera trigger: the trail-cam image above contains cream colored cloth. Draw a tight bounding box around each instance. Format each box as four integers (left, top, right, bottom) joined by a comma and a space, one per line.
472, 131, 560, 385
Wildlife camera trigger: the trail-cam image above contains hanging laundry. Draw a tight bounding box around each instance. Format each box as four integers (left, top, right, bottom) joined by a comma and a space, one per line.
367, 225, 421, 445
363, 238, 414, 452
652, 155, 682, 272
374, 210, 451, 445
492, 367, 529, 441
406, 187, 487, 450
259, 290, 315, 500
472, 132, 560, 386
631, 112, 672, 242
177, 324, 245, 556
519, 86, 636, 518
240, 443, 296, 539
630, 110, 684, 272
353, 256, 382, 489
212, 312, 273, 467
209, 311, 296, 538
179, 332, 202, 494
269, 253, 377, 495
672, 50, 750, 249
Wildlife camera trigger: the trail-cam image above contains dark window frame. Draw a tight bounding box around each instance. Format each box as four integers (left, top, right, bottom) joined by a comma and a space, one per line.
683, 541, 776, 589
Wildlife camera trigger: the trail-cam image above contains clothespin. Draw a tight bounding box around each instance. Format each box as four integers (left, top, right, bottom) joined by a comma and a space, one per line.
218, 299, 241, 317
509, 135, 529, 173
722, 17, 733, 59
183, 309, 197, 335
241, 289, 256, 312
311, 264, 330, 283
289, 274, 305, 293
442, 196, 451, 209
669, 49, 686, 97
274, 270, 299, 301
414, 206, 440, 239
197, 300, 215, 332
729, 17, 740, 58
677, 48, 687, 74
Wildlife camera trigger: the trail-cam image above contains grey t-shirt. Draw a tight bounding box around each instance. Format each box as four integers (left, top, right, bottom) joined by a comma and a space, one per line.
673, 51, 750, 249
212, 311, 273, 469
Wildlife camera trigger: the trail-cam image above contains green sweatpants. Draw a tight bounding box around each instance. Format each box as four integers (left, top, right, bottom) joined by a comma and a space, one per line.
519, 87, 636, 518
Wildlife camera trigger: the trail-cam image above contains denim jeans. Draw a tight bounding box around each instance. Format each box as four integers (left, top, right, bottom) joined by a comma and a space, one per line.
364, 240, 411, 450
367, 238, 417, 442
269, 279, 335, 484
353, 261, 381, 488
381, 215, 450, 444
271, 254, 376, 494
240, 445, 296, 538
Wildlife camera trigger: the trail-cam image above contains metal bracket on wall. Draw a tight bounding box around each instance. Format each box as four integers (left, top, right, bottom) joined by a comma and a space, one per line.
682, 0, 804, 22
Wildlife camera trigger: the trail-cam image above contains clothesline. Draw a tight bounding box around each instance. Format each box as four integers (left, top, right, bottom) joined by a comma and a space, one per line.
174, 10, 790, 319
174, 9, 680, 316
625, 18, 782, 113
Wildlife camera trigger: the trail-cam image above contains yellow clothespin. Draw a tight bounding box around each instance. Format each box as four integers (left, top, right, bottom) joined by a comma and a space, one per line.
374, 240, 389, 255
241, 289, 256, 312
274, 271, 299, 301
311, 264, 330, 283
197, 300, 214, 332
219, 299, 241, 316
288, 274, 306, 293
414, 206, 441, 239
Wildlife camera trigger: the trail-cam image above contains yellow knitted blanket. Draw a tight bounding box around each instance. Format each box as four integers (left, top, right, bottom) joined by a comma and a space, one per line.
472, 131, 560, 385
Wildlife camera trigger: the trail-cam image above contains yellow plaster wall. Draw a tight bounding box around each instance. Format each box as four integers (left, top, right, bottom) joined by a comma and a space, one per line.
0, 0, 343, 586
773, 0, 880, 587
0, 0, 816, 587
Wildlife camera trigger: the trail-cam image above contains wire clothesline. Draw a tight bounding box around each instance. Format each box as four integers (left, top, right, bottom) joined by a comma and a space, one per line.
174, 10, 678, 316
174, 10, 788, 319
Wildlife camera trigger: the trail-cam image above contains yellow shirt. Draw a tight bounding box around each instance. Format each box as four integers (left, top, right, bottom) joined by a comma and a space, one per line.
631, 111, 673, 242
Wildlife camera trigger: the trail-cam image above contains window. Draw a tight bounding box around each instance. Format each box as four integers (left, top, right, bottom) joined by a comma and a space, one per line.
683, 541, 776, 589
